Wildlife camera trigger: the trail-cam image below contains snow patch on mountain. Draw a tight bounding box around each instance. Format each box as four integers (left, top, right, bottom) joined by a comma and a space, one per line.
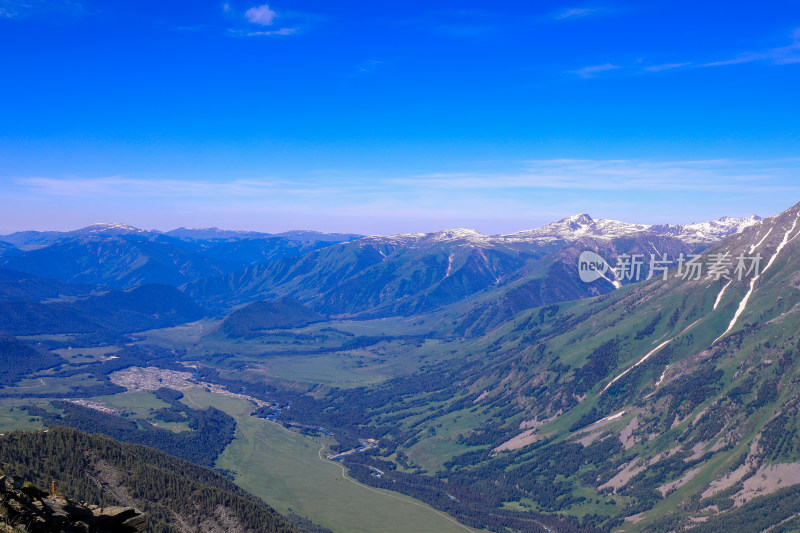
430, 228, 489, 243
79, 223, 150, 234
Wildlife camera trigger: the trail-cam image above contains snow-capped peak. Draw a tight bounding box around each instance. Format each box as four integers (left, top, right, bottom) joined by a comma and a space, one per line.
505, 214, 649, 243
502, 214, 760, 245
564, 213, 594, 225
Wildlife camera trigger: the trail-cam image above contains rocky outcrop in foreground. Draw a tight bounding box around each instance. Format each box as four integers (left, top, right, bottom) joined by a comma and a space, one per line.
0, 475, 144, 533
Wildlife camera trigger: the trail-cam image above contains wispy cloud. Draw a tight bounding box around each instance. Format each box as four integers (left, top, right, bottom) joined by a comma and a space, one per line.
554, 7, 597, 20
22, 160, 800, 202
601, 30, 800, 76
702, 36, 800, 66
569, 62, 619, 78
245, 4, 277, 26
402, 159, 800, 193
16, 176, 343, 198
241, 27, 296, 36
644, 62, 691, 72
0, 0, 83, 18
695, 29, 800, 69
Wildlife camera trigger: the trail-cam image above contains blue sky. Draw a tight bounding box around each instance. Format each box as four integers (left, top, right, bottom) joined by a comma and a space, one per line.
1, 1, 799, 235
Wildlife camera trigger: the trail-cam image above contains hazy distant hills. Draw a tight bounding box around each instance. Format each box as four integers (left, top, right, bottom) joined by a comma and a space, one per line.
165, 227, 362, 243
0, 224, 359, 290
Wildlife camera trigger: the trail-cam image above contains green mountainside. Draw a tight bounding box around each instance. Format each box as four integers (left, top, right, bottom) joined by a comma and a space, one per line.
0, 283, 206, 341
280, 201, 800, 531
0, 269, 93, 302
185, 229, 704, 318
219, 297, 325, 338
0, 427, 301, 533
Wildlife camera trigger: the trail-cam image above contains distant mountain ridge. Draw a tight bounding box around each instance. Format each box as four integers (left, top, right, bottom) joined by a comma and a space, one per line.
0, 215, 762, 321
0, 226, 360, 291
0, 214, 760, 249
0, 223, 363, 250
186, 213, 760, 318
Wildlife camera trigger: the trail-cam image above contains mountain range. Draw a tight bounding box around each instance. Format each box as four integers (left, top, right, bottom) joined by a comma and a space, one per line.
1, 209, 790, 533
185, 214, 758, 320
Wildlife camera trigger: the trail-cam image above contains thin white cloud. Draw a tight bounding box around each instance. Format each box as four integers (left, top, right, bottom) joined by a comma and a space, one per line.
555, 7, 596, 19
568, 62, 619, 78
246, 27, 296, 36
18, 160, 800, 202
0, 0, 83, 18
616, 30, 800, 75
15, 176, 348, 198
402, 159, 800, 193
644, 62, 691, 72
245, 4, 277, 25
701, 28, 800, 67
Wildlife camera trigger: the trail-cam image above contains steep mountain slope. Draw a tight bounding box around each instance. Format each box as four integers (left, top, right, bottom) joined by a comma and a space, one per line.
0, 427, 301, 533
184, 230, 551, 315
440, 231, 709, 337
283, 202, 800, 531
200, 237, 339, 267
